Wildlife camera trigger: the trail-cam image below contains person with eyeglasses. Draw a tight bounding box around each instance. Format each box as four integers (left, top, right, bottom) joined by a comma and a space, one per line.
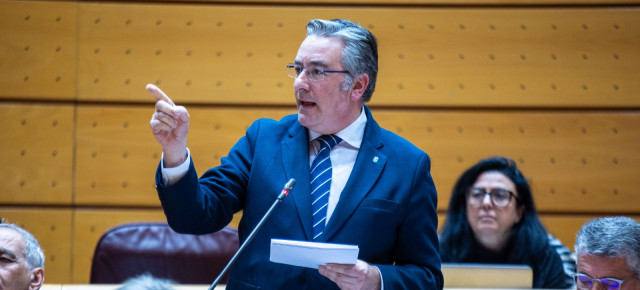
574, 217, 640, 290
438, 156, 574, 289
147, 19, 442, 289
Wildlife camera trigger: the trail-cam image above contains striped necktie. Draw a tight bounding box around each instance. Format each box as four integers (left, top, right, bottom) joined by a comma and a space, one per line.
310, 134, 342, 240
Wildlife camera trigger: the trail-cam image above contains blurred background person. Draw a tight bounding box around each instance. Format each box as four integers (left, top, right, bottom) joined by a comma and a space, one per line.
118, 273, 176, 290
438, 156, 573, 289
574, 216, 639, 290
0, 223, 45, 290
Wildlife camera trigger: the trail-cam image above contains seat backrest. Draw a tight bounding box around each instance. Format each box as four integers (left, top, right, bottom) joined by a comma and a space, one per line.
90, 222, 239, 284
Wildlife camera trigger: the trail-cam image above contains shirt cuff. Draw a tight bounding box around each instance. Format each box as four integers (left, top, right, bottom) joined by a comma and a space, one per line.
161, 148, 190, 186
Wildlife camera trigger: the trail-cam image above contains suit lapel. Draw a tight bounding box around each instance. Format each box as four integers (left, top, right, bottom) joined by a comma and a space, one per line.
281, 123, 314, 240
321, 107, 386, 241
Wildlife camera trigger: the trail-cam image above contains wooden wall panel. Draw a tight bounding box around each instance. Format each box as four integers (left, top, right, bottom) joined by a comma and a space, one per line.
0, 104, 74, 204
75, 104, 295, 206
75, 105, 640, 213
0, 208, 73, 284
373, 110, 640, 213
375, 9, 640, 107
75, 105, 162, 206
0, 1, 76, 99
77, 4, 640, 107
76, 3, 297, 104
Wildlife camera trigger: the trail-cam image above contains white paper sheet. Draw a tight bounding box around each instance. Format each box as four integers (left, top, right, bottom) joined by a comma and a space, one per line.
269, 239, 359, 269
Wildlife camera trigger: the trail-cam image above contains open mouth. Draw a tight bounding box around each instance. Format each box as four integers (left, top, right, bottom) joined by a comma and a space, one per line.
299, 100, 316, 108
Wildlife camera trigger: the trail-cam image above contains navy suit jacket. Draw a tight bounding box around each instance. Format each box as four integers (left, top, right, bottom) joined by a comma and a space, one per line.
156, 106, 443, 289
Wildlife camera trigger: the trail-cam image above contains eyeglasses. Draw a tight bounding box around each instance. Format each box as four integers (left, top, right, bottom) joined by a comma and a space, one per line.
466, 187, 519, 208
573, 273, 631, 290
286, 63, 349, 82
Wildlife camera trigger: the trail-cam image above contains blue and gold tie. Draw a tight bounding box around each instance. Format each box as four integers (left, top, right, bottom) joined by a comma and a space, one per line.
310, 135, 342, 240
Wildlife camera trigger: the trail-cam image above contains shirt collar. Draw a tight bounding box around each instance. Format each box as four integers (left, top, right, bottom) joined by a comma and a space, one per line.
308, 107, 367, 149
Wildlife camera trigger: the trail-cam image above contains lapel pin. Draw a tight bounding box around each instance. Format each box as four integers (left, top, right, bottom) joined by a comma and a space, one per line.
373, 156, 379, 163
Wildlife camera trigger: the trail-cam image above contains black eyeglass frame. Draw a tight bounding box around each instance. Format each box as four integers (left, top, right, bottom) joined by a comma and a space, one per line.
465, 187, 520, 208
286, 63, 349, 81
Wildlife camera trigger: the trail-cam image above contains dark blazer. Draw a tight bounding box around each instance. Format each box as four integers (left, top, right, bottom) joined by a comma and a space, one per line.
156, 106, 443, 289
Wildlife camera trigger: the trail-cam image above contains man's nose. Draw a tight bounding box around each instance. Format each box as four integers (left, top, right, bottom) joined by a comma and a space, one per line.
591, 281, 607, 290
294, 71, 310, 90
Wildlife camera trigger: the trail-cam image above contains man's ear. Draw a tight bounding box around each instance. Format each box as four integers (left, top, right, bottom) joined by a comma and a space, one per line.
349, 73, 370, 102
29, 267, 44, 290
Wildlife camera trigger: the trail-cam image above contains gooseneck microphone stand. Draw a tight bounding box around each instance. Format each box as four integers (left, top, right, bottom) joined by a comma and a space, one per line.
208, 178, 296, 290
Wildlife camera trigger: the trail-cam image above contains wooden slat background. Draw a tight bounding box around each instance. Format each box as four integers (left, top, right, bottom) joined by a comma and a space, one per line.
1, 0, 639, 284
0, 104, 74, 204
75, 4, 640, 107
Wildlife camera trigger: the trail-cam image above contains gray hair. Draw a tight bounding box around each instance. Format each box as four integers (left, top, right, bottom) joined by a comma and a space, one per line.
306, 19, 378, 103
118, 274, 176, 290
0, 223, 45, 270
575, 216, 640, 277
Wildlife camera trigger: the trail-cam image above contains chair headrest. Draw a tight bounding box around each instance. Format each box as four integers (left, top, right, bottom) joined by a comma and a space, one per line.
90, 222, 239, 284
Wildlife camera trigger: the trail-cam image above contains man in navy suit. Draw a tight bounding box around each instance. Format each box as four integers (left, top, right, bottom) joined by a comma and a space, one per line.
148, 19, 442, 289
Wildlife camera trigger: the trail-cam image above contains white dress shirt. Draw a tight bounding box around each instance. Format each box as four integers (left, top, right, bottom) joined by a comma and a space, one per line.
307, 108, 366, 224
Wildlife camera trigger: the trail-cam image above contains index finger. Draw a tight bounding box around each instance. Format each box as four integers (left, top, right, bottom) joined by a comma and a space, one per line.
146, 84, 175, 106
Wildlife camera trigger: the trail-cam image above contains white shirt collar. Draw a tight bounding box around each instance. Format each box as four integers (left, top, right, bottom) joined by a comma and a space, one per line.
308, 107, 367, 149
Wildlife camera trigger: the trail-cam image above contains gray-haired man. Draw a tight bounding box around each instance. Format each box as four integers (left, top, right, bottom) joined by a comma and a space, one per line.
574, 217, 640, 290
0, 223, 45, 290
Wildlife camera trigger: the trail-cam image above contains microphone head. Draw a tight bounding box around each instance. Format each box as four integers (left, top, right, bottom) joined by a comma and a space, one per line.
285, 178, 296, 190
281, 178, 296, 197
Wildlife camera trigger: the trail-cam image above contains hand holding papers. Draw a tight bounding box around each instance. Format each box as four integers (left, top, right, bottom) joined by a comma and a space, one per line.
269, 239, 359, 269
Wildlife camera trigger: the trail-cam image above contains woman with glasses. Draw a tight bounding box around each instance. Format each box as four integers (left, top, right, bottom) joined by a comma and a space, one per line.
438, 156, 574, 289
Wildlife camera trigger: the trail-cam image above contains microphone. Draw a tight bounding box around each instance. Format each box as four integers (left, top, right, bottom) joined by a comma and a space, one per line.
208, 178, 296, 289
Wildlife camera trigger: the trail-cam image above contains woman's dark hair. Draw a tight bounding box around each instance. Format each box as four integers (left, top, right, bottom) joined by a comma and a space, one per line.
439, 156, 549, 262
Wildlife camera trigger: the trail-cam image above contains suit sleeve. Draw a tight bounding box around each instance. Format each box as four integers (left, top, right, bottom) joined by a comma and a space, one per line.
376, 153, 443, 289
154, 119, 262, 235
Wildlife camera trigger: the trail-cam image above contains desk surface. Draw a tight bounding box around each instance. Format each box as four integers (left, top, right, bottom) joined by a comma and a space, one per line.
42, 286, 544, 290
41, 285, 224, 290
